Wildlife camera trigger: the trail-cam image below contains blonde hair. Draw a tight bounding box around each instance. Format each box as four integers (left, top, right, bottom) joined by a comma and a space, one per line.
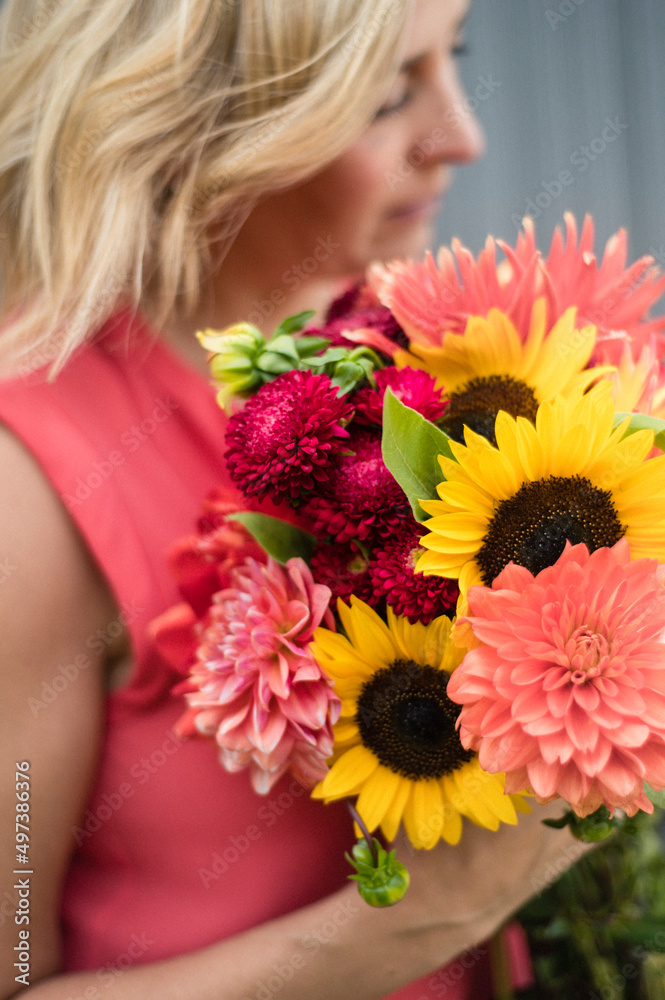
0, 0, 411, 377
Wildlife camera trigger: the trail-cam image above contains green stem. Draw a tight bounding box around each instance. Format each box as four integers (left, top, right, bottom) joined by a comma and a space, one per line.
346, 800, 379, 865
573, 919, 624, 998
489, 927, 515, 1000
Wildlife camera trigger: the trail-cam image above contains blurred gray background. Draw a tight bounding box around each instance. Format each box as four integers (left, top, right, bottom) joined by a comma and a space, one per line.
436, 0, 665, 281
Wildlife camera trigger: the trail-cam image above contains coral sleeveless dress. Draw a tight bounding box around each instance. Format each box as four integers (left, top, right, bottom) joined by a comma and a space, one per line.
0, 313, 519, 998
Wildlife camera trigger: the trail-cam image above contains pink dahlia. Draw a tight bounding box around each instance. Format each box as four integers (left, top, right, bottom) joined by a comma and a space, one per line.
301, 429, 410, 544
448, 540, 665, 817
176, 557, 340, 794
225, 369, 353, 504
531, 213, 665, 362
371, 214, 665, 363
352, 367, 447, 427
369, 520, 459, 624
309, 541, 377, 608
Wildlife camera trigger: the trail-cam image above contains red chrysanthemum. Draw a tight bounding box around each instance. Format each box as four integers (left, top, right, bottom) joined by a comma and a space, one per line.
225, 370, 353, 503
448, 540, 665, 817
309, 541, 378, 608
352, 366, 448, 427
369, 520, 459, 624
301, 429, 410, 544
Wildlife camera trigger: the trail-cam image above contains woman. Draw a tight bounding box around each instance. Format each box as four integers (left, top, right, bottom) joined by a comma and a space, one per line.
0, 1, 581, 998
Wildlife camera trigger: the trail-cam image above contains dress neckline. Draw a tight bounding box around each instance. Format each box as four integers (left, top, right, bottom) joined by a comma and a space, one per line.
98, 309, 216, 395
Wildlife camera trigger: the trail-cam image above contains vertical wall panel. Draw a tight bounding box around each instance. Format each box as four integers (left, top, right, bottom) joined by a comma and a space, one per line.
436, 0, 665, 275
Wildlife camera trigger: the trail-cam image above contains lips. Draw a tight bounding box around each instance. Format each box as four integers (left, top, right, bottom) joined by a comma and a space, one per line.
387, 179, 449, 222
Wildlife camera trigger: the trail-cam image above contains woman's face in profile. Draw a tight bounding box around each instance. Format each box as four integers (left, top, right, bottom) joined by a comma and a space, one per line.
230, 0, 484, 284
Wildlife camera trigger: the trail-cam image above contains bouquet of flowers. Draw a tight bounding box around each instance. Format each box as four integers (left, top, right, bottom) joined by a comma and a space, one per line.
152, 213, 665, 909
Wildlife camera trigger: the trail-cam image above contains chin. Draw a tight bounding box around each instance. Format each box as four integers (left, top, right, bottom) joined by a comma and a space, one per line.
374, 221, 437, 264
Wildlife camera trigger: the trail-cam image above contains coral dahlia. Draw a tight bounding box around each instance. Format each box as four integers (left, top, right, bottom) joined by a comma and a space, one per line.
371, 214, 665, 363
176, 557, 340, 793
448, 540, 665, 817
225, 369, 353, 504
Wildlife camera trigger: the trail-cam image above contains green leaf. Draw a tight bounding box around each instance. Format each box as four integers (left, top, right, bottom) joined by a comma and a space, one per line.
226, 512, 317, 565
308, 347, 348, 366
257, 352, 295, 376
294, 335, 330, 357
330, 361, 363, 395
614, 411, 665, 453
645, 783, 665, 809
264, 334, 301, 361
381, 388, 455, 521
617, 920, 665, 951
273, 310, 316, 337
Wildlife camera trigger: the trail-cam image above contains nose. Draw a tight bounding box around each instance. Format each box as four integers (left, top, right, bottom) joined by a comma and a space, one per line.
410, 63, 486, 168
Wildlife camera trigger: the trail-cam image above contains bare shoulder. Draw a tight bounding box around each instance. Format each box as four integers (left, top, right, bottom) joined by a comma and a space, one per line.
0, 423, 118, 997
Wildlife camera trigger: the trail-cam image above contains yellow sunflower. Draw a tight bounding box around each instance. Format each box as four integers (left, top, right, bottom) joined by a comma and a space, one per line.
394, 300, 613, 444
417, 381, 665, 597
311, 598, 527, 849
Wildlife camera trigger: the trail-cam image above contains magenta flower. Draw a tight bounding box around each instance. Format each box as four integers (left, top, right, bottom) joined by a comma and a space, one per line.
352, 367, 447, 427
307, 281, 407, 356
301, 429, 410, 544
448, 540, 665, 817
224, 369, 353, 504
369, 520, 459, 624
177, 557, 340, 793
309, 541, 377, 608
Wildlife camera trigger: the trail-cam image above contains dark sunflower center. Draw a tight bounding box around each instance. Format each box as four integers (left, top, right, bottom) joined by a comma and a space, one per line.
356, 659, 472, 780
477, 474, 626, 584
442, 375, 539, 445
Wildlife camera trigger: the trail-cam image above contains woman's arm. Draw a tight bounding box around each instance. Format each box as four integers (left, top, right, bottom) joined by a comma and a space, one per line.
0, 425, 116, 997
0, 425, 585, 1000
17, 809, 584, 1000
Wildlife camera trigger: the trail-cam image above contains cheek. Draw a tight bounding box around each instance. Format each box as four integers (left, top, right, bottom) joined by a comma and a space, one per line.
316, 143, 399, 222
